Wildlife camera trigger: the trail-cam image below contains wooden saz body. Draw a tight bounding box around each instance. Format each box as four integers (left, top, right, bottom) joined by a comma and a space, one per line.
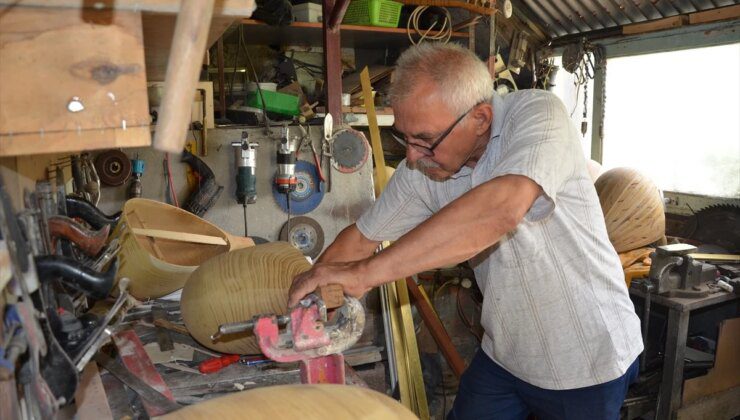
112, 198, 254, 299
181, 242, 311, 354
595, 167, 665, 253
161, 384, 418, 420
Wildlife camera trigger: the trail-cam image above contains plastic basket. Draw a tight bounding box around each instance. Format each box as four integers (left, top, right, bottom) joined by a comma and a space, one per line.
245, 90, 300, 116
343, 0, 402, 28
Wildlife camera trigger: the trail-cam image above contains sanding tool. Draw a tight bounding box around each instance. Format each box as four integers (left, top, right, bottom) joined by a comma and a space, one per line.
272, 160, 324, 215
279, 215, 325, 259
232, 131, 259, 236
331, 128, 370, 173
211, 293, 365, 384
95, 150, 131, 187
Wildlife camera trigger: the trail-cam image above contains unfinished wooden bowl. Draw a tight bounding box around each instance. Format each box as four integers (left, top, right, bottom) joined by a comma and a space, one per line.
112, 198, 254, 299
595, 167, 665, 253
161, 384, 417, 420
180, 242, 311, 354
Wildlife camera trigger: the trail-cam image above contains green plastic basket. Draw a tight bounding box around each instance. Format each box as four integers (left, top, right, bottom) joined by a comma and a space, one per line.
343, 0, 402, 28
246, 90, 300, 116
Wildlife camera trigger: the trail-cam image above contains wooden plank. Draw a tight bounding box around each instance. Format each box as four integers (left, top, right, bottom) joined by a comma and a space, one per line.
405, 277, 466, 379
0, 1, 255, 16
677, 386, 740, 420
683, 318, 740, 405
0, 7, 151, 156
0, 127, 150, 158
689, 5, 740, 25
240, 19, 468, 49
622, 15, 687, 35
152, 0, 215, 153
74, 362, 114, 420
688, 253, 740, 263
143, 15, 236, 82
396, 0, 494, 16
131, 228, 228, 246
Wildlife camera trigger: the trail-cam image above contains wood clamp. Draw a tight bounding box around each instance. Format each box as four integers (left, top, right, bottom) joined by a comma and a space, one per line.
211, 293, 365, 384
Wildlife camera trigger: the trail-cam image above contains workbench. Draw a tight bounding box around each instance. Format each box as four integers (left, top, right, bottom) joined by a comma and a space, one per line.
74, 300, 383, 418
628, 283, 739, 419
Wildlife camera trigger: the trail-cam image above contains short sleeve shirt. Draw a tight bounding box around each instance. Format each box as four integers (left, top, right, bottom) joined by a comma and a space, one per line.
357, 90, 643, 390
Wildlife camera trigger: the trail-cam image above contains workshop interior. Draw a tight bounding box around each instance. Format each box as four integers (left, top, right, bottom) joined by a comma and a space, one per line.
0, 0, 738, 419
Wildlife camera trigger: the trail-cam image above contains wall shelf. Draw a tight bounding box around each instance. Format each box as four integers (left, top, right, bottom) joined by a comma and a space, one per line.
241, 19, 469, 48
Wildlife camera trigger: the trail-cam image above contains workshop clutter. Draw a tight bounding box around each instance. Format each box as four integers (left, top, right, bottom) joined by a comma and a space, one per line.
112, 198, 255, 300
181, 242, 310, 354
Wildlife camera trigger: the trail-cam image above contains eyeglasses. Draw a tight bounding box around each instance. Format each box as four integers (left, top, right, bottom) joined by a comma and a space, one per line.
390, 102, 480, 157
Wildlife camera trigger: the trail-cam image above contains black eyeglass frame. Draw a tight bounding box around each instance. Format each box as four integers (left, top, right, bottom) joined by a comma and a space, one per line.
390, 102, 482, 157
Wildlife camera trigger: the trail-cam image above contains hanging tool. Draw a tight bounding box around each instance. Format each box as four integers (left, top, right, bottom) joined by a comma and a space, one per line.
181, 150, 223, 216
322, 113, 334, 192
279, 215, 324, 260
211, 293, 364, 384
94, 150, 132, 187
65, 196, 121, 231
231, 131, 259, 237
275, 126, 297, 230
48, 215, 110, 257
272, 160, 324, 215
331, 128, 370, 173
128, 156, 145, 199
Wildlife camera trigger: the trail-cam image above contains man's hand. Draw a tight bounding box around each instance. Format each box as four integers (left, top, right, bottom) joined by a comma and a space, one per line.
288, 260, 371, 307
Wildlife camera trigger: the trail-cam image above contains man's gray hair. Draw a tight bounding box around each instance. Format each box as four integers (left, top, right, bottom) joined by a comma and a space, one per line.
389, 43, 494, 115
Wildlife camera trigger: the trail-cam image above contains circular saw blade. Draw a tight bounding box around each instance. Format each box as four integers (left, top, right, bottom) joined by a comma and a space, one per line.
332, 128, 370, 174
279, 216, 325, 259
272, 160, 324, 215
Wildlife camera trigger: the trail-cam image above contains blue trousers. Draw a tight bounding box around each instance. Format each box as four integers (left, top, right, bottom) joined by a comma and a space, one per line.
447, 349, 639, 420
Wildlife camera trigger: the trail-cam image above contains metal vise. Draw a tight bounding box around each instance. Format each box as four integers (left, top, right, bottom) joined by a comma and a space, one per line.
212, 294, 365, 384
649, 244, 716, 295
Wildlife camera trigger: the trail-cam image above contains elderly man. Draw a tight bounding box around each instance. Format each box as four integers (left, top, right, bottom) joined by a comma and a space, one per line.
289, 43, 642, 419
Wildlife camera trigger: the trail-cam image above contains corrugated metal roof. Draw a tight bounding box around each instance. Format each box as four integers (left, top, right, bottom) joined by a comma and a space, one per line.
516, 0, 740, 40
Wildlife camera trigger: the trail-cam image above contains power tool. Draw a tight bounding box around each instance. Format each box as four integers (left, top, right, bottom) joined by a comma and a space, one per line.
231, 131, 259, 236
127, 156, 145, 199
275, 126, 297, 228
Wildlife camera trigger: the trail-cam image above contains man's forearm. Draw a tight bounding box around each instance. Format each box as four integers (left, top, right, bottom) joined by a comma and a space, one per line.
318, 224, 379, 264
361, 175, 541, 287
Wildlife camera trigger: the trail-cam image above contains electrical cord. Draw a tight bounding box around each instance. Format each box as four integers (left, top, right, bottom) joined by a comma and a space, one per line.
406, 6, 453, 45
239, 26, 271, 133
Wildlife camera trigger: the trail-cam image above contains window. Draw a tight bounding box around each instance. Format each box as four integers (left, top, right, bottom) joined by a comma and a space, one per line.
601, 44, 740, 198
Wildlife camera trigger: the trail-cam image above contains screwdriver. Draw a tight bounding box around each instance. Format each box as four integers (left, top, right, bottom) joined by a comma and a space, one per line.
198, 354, 240, 374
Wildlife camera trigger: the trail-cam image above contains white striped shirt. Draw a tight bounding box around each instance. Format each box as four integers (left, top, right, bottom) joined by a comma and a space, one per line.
357, 90, 643, 389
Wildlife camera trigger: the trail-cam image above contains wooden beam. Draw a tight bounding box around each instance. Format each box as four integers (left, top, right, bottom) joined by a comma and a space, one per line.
327, 0, 351, 31
323, 0, 342, 122
152, 0, 215, 153
0, 1, 255, 16
689, 4, 740, 25
396, 0, 495, 16
623, 15, 687, 35
405, 277, 466, 378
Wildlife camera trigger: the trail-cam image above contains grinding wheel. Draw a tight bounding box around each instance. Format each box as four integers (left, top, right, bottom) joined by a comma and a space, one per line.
332, 128, 370, 173
272, 160, 324, 215
95, 150, 132, 186
279, 216, 325, 259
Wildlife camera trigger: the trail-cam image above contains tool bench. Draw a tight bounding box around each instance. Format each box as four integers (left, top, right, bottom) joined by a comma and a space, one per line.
629, 282, 739, 419
74, 298, 381, 418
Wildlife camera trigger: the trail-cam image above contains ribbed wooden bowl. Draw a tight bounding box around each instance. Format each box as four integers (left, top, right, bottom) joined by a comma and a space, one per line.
181, 242, 311, 354
595, 167, 665, 253
112, 199, 254, 300
161, 384, 418, 420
